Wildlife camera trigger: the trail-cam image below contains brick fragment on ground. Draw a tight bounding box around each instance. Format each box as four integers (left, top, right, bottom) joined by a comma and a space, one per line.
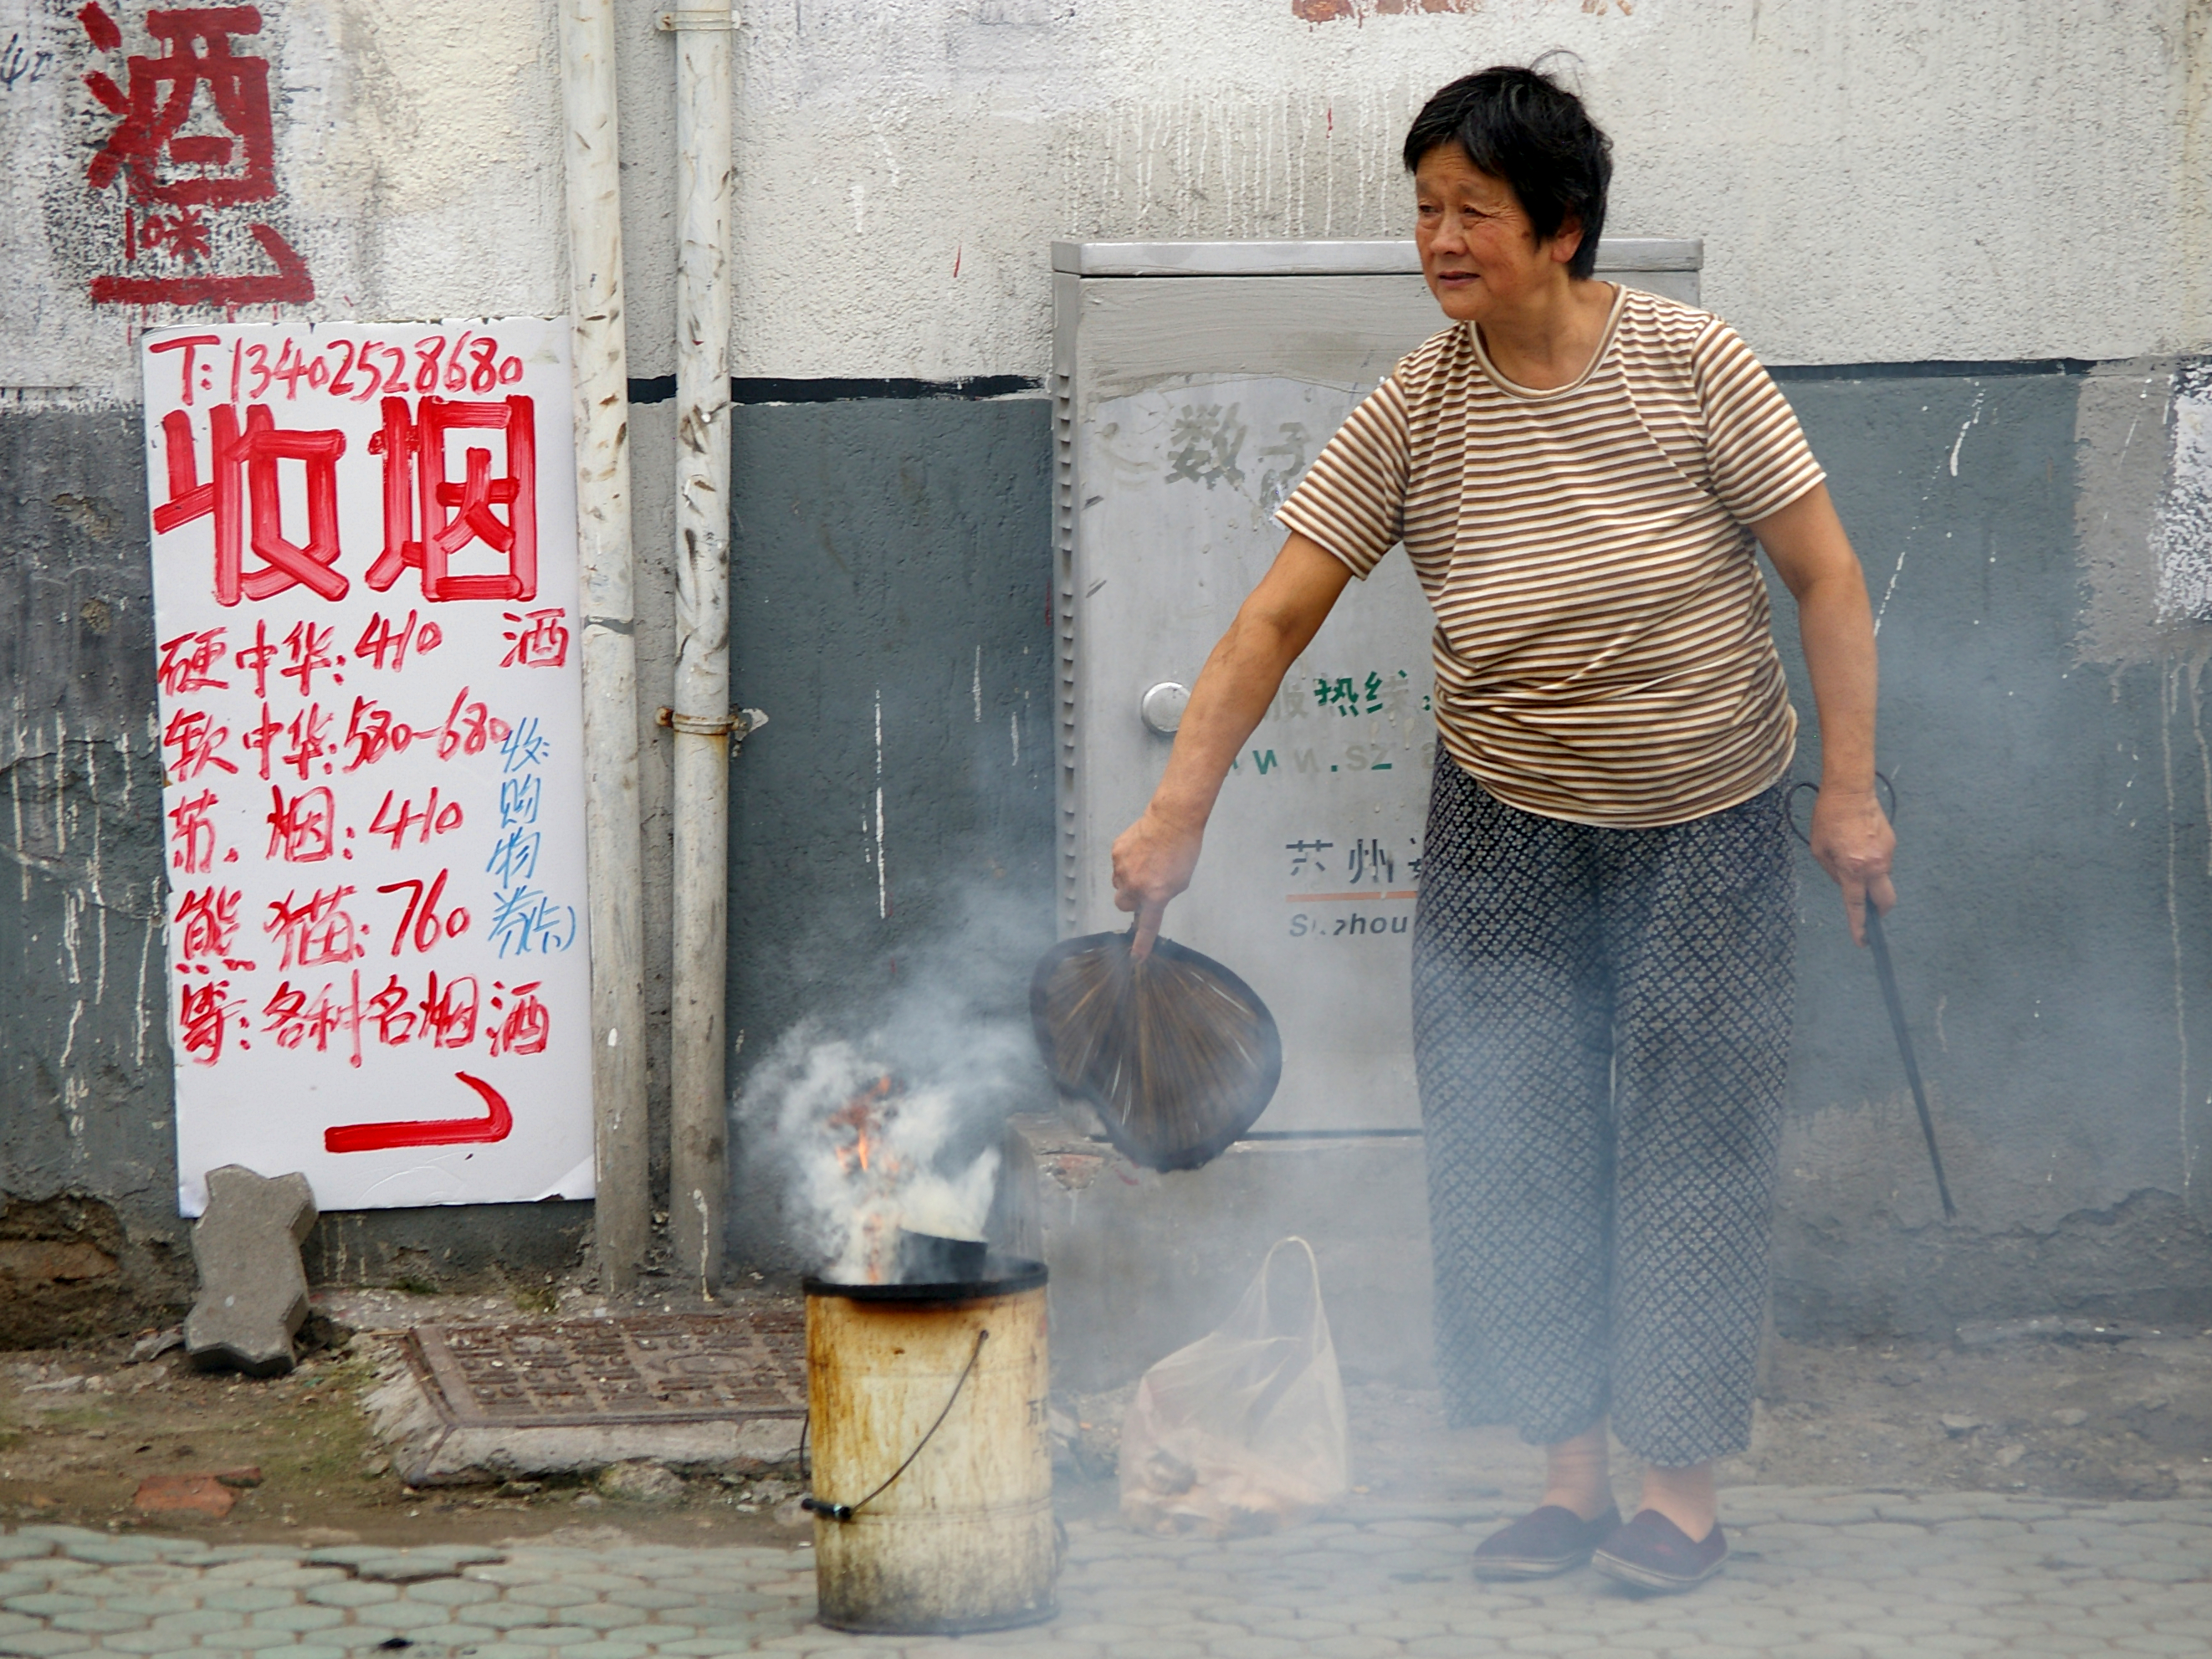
183, 1165, 318, 1376
132, 1473, 238, 1518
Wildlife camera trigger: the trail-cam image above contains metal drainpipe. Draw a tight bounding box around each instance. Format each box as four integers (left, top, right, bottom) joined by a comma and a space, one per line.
663, 5, 737, 1295
558, 0, 650, 1294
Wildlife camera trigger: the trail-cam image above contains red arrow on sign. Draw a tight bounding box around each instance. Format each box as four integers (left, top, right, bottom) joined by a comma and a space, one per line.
323, 1072, 514, 1154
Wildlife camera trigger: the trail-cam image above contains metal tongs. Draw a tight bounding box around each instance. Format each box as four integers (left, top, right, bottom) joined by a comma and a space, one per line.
1788, 776, 1956, 1221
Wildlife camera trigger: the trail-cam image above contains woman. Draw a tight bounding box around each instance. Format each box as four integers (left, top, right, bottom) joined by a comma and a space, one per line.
1110, 64, 1894, 1593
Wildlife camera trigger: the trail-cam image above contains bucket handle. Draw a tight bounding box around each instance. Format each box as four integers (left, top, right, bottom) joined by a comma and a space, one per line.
801, 1328, 989, 1523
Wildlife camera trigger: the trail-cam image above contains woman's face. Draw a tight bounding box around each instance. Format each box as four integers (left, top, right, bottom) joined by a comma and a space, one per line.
1412, 143, 1580, 323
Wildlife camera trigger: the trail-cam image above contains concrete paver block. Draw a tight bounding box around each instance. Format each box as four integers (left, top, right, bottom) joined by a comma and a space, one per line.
54, 1540, 170, 1567
508, 1580, 603, 1609
202, 1586, 296, 1615
1347, 1618, 1448, 1641
0, 1635, 103, 1659
197, 1629, 304, 1652
100, 1631, 206, 1656
309, 1630, 404, 1653
248, 1603, 347, 1634
303, 1580, 402, 1609
564, 1603, 655, 1631
0, 1600, 90, 1623
352, 1554, 471, 1583
406, 1576, 500, 1608
610, 1589, 704, 1613
506, 1624, 607, 1647
466, 1601, 561, 1631
183, 1165, 317, 1377
1302, 1638, 1402, 1659
426, 1624, 505, 1650
352, 1601, 456, 1633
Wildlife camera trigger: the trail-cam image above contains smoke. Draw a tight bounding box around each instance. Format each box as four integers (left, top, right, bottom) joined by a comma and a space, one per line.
734, 886, 1044, 1283
740, 1032, 1004, 1282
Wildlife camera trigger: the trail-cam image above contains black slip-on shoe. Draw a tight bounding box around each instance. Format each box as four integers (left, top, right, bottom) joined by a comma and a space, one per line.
1467, 1503, 1623, 1580
1590, 1508, 1729, 1593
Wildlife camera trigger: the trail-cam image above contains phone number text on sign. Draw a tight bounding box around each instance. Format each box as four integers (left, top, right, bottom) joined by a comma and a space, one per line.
143, 320, 594, 1217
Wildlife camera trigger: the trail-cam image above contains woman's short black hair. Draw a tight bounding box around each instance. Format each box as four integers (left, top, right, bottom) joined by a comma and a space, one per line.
1401, 62, 1613, 281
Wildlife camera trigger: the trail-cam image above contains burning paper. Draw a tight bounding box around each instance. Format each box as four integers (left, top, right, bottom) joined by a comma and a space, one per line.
745, 1033, 1001, 1283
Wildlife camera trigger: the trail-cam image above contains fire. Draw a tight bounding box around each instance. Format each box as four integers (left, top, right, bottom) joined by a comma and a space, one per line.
830, 1074, 897, 1175
827, 1076, 904, 1281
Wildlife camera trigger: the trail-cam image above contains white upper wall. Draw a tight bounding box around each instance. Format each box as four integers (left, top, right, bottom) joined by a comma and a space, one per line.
4, 0, 2207, 397
1, 0, 567, 401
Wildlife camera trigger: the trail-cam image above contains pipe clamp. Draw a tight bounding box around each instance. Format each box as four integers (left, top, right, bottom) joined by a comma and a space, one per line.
657, 707, 767, 740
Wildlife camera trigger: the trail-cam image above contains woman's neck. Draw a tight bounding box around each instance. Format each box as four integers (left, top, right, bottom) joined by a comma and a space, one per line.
1477, 278, 1617, 392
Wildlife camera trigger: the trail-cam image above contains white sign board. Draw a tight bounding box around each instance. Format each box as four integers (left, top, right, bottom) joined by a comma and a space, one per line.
141, 319, 593, 1215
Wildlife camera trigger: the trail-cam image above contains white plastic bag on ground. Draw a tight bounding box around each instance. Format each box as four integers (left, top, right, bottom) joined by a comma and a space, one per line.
1119, 1236, 1350, 1537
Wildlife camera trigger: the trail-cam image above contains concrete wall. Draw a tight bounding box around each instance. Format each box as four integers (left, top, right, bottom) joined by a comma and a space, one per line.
1769, 361, 2212, 1340
3, 0, 2212, 1352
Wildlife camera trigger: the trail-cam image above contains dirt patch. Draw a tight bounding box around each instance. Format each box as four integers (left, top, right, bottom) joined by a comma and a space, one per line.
0, 1196, 134, 1348
0, 1288, 812, 1549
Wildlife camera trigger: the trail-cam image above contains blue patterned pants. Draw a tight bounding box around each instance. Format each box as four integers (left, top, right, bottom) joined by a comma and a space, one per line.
1411, 759, 1796, 1467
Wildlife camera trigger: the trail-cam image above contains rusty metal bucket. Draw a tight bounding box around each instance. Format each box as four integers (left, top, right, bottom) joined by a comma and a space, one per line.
801, 1258, 1056, 1633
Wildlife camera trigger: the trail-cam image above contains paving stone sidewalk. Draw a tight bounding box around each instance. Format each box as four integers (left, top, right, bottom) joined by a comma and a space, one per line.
4, 1488, 2209, 1658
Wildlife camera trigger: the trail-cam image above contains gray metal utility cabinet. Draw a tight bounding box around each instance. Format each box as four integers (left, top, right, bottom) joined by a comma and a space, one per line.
1051, 238, 1703, 1134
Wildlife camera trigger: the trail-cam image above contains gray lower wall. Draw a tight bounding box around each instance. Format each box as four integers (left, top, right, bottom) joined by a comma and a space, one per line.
1765, 364, 2212, 1336
8, 364, 2212, 1355
1, 404, 183, 1336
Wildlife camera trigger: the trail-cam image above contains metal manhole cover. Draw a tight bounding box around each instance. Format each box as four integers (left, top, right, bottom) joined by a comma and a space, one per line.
405, 1312, 806, 1428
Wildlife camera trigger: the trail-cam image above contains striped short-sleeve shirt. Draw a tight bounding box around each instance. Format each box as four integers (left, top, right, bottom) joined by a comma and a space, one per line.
1275, 284, 1825, 828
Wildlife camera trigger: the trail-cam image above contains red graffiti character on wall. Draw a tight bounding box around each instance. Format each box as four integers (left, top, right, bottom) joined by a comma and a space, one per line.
78, 3, 312, 305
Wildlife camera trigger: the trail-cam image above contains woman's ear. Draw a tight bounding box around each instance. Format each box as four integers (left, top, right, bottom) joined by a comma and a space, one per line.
1548, 212, 1585, 269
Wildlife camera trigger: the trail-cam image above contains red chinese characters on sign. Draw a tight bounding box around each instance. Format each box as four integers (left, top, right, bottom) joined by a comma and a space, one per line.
157, 627, 229, 695
500, 609, 569, 669
161, 705, 236, 781
369, 397, 539, 602
263, 885, 365, 970
78, 4, 313, 306
151, 392, 543, 612
156, 405, 347, 607
177, 977, 242, 1066
488, 981, 549, 1057
264, 785, 335, 863
174, 884, 246, 965
166, 787, 223, 873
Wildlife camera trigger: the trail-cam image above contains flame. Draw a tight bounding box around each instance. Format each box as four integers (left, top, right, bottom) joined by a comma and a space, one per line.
826, 1074, 904, 1280
829, 1074, 895, 1176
